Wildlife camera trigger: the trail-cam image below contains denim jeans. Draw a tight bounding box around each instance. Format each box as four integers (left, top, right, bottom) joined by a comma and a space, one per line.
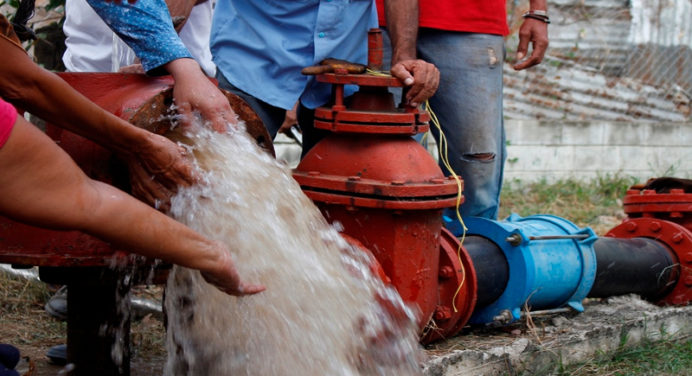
383, 29, 506, 219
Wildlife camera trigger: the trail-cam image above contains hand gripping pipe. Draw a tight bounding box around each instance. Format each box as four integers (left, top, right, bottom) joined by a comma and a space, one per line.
445, 214, 598, 324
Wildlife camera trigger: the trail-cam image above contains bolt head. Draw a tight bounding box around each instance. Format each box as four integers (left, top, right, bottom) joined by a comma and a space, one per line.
672, 233, 684, 244
434, 307, 452, 320
649, 221, 662, 232
439, 265, 455, 279
625, 221, 638, 232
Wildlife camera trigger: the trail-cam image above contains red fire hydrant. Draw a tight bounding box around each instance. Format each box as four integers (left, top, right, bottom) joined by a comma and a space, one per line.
293, 29, 477, 342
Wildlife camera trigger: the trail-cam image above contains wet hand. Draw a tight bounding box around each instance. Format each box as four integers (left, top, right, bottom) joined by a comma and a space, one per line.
201, 248, 265, 296
126, 133, 198, 210
513, 18, 549, 71
390, 59, 439, 108
167, 58, 238, 133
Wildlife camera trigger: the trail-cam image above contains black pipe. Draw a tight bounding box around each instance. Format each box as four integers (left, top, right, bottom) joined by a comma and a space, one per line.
589, 237, 679, 301
463, 235, 509, 308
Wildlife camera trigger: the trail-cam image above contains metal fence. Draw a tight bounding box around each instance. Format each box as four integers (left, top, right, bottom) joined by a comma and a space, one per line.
503, 0, 692, 122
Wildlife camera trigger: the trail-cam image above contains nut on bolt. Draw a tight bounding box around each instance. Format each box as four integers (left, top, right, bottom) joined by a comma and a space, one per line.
434, 306, 452, 321
439, 265, 455, 279
649, 221, 662, 233
672, 232, 684, 244
506, 233, 523, 246
625, 221, 638, 232
493, 309, 514, 324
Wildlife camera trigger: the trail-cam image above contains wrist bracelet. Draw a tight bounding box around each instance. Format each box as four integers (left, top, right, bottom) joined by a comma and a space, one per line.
527, 9, 548, 17
522, 12, 551, 24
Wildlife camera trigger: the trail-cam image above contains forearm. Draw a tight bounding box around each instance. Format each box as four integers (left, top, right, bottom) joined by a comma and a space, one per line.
529, 0, 548, 11
86, 182, 224, 273
0, 40, 153, 157
86, 0, 192, 73
384, 0, 418, 63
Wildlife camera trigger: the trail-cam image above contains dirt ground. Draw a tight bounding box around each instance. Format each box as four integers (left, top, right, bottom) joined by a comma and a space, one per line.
2, 267, 690, 376
0, 270, 166, 376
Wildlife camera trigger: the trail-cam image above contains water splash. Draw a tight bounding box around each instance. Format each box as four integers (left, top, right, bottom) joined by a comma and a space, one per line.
163, 122, 423, 375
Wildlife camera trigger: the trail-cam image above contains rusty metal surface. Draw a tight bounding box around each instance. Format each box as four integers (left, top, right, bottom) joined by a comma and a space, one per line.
622, 188, 692, 232
293, 172, 459, 197
505, 0, 691, 122
319, 204, 443, 331
129, 87, 274, 157
503, 59, 690, 121
421, 229, 478, 344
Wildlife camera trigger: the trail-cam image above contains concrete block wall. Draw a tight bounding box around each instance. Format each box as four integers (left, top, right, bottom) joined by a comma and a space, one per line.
504, 120, 692, 183
273, 120, 692, 183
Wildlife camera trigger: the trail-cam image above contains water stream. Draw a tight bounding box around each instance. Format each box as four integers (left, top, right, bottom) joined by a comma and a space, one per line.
162, 122, 423, 375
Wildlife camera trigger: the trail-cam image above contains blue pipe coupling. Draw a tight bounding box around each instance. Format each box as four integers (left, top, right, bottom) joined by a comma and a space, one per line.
447, 214, 597, 324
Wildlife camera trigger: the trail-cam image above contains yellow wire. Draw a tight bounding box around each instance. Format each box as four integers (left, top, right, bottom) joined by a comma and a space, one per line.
426, 100, 467, 313
365, 69, 468, 312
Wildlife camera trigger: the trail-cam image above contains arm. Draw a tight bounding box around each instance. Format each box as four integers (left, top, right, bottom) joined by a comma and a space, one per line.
86, 0, 237, 131
165, 0, 207, 31
0, 115, 264, 296
512, 0, 550, 71
384, 0, 440, 107
0, 35, 195, 206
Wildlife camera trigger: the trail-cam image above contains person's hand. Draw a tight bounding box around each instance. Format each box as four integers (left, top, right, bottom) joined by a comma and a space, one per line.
512, 18, 549, 71
201, 245, 265, 296
124, 132, 198, 210
165, 58, 238, 133
118, 63, 145, 74
390, 59, 440, 108
277, 102, 298, 136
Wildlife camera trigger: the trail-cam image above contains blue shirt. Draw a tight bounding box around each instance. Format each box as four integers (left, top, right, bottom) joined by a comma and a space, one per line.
86, 0, 192, 73
87, 0, 377, 110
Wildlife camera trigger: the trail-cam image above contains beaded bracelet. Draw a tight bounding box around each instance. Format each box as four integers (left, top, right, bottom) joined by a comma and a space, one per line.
522, 10, 551, 24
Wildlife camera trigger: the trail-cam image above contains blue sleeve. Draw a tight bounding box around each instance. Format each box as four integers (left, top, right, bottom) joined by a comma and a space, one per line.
85, 0, 193, 74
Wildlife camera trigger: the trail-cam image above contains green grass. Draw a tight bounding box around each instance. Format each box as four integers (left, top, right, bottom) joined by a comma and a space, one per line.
560, 337, 692, 375
499, 174, 639, 234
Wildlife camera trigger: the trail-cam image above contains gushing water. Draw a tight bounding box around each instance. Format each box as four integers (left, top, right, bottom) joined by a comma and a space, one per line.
163, 122, 423, 375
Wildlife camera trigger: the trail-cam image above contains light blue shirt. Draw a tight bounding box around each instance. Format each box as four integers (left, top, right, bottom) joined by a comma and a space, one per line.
211, 0, 377, 109
87, 0, 377, 110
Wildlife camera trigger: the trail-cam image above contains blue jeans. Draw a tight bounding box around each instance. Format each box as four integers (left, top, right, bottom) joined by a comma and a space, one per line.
383, 29, 506, 219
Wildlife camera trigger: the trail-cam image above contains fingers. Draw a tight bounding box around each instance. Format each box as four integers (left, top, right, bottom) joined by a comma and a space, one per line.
233, 282, 267, 296
117, 63, 145, 74
513, 19, 549, 71
200, 252, 266, 297
125, 133, 200, 210
169, 63, 238, 133
278, 105, 298, 135
390, 59, 440, 107
128, 162, 174, 210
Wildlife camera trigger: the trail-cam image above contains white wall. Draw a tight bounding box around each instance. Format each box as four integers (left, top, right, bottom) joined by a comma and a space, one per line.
504, 120, 692, 182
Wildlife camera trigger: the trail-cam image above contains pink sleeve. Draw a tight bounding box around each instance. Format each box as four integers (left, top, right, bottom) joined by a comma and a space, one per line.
0, 97, 18, 149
